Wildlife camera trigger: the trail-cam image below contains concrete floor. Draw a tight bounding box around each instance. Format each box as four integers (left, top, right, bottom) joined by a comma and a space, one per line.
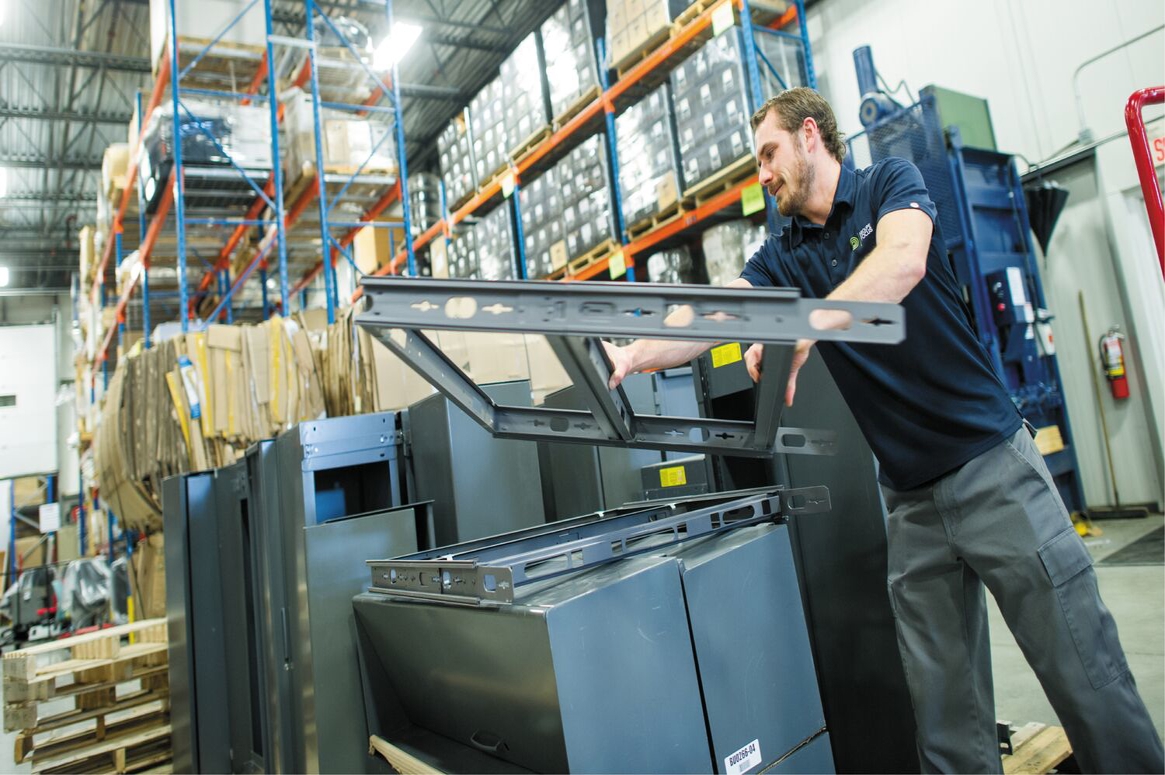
2, 516, 1161, 773
990, 513, 1165, 741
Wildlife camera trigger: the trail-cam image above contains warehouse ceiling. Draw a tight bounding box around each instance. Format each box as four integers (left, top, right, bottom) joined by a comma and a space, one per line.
0, 0, 557, 291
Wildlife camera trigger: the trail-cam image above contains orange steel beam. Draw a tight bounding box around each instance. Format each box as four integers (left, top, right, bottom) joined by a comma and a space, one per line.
95, 171, 176, 363
189, 176, 277, 314
241, 52, 269, 106
772, 4, 797, 29
90, 54, 172, 305
626, 176, 756, 260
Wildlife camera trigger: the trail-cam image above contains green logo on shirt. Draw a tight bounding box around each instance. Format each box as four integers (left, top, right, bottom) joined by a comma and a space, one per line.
849, 236, 860, 251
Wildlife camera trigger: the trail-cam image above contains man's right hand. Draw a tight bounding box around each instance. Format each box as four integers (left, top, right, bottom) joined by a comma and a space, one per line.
745, 343, 764, 383
603, 341, 634, 390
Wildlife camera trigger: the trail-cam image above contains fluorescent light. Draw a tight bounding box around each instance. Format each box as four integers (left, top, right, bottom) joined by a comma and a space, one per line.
0, 0, 7, 29
0, 167, 7, 197
0, 267, 9, 288
373, 22, 422, 71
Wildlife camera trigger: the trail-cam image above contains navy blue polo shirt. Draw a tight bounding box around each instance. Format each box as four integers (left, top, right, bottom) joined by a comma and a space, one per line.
741, 157, 1021, 490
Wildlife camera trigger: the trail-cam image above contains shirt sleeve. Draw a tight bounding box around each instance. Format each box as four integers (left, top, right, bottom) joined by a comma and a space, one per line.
739, 236, 792, 287
873, 157, 939, 226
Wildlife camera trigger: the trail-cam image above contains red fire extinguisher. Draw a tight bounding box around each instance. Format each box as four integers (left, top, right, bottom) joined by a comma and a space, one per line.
1099, 326, 1130, 400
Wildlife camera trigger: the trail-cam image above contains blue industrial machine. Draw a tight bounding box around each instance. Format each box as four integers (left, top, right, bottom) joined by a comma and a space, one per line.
849, 47, 1086, 515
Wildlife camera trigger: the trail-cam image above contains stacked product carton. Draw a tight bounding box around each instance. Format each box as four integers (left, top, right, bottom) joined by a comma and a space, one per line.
500, 32, 551, 155
614, 83, 683, 229
438, 110, 478, 209
470, 76, 508, 184
519, 167, 565, 278
541, 0, 601, 121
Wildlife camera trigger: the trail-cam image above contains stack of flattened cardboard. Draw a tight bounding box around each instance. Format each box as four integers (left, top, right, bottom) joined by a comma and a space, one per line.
94, 317, 325, 532
318, 308, 573, 415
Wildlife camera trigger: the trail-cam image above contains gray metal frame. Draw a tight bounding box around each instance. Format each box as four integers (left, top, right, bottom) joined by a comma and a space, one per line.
356, 278, 904, 457
368, 485, 829, 606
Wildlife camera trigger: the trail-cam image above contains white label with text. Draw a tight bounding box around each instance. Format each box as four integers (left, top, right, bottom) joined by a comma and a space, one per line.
724, 738, 762, 775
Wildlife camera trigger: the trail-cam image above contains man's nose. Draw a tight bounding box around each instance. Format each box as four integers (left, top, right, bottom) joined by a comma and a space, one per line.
757, 165, 772, 184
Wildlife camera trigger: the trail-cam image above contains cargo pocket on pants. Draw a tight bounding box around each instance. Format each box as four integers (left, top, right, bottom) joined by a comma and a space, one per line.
1038, 528, 1129, 689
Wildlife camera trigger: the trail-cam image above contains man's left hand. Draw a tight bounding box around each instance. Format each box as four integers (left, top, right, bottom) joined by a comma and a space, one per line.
786, 338, 814, 407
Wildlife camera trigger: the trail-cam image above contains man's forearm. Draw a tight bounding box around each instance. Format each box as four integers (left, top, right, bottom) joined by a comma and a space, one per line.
625, 337, 714, 373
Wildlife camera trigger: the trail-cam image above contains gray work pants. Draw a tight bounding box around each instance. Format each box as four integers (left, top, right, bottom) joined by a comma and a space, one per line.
882, 428, 1164, 773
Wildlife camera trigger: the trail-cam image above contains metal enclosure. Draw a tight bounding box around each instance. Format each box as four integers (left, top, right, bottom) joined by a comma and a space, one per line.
355, 492, 830, 773
406, 380, 546, 545
538, 372, 669, 520
695, 352, 920, 773
213, 459, 272, 774
355, 556, 713, 773
663, 524, 830, 773
161, 470, 230, 775
247, 412, 425, 774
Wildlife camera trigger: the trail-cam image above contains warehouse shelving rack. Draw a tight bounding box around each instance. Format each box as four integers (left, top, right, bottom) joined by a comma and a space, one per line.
347, 0, 815, 301
87, 0, 417, 370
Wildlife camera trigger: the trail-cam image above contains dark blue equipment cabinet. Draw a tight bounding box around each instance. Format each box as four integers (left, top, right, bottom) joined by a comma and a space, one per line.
851, 92, 1086, 514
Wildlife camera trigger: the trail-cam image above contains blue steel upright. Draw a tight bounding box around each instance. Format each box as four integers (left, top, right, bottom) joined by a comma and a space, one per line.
167, 0, 190, 332
596, 38, 635, 283
385, 0, 417, 277
258, 0, 292, 315
136, 91, 153, 349
305, 0, 339, 322
852, 94, 1086, 514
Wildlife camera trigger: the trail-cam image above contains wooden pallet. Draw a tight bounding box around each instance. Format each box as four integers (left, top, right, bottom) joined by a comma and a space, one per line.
369, 734, 442, 775
672, 0, 791, 32
547, 238, 620, 280
17, 699, 170, 765
625, 200, 690, 240
613, 23, 675, 80
31, 720, 172, 774
478, 164, 512, 197
509, 126, 552, 165
553, 86, 601, 130
164, 36, 266, 86
1001, 722, 1073, 774
683, 155, 757, 204
4, 621, 168, 721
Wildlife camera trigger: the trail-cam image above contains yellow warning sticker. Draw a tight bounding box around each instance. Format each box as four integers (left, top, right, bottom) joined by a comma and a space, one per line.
711, 342, 742, 368
501, 171, 516, 198
660, 466, 688, 488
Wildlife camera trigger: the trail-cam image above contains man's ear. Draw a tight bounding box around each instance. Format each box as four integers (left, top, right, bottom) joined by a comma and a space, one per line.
802, 116, 819, 152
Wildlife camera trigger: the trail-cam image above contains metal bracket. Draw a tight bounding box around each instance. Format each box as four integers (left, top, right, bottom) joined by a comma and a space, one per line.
366, 488, 812, 606
355, 279, 905, 457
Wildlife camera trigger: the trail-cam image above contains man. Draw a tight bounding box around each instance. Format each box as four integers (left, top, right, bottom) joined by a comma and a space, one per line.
604, 87, 1163, 773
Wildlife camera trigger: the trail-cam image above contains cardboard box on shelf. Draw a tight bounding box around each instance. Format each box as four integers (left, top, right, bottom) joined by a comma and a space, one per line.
102, 144, 131, 202
14, 536, 46, 569
353, 223, 408, 274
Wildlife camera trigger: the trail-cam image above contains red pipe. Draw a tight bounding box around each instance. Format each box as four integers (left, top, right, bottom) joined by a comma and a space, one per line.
1124, 86, 1165, 277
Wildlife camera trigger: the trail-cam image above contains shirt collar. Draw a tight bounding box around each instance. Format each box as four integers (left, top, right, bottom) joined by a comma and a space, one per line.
787, 164, 857, 248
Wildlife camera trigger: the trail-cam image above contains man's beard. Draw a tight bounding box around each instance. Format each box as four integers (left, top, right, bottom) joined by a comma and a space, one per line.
772, 148, 814, 217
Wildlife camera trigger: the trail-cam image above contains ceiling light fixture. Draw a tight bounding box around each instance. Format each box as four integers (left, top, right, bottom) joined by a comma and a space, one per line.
0, 267, 9, 288
0, 167, 8, 198
373, 22, 422, 71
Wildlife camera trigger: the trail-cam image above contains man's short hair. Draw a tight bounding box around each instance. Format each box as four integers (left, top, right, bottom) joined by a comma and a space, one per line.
750, 87, 846, 162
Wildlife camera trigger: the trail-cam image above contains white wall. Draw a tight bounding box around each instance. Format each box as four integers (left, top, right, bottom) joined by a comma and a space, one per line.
0, 325, 59, 478
1038, 136, 1164, 506
805, 0, 1165, 508
805, 0, 1164, 162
